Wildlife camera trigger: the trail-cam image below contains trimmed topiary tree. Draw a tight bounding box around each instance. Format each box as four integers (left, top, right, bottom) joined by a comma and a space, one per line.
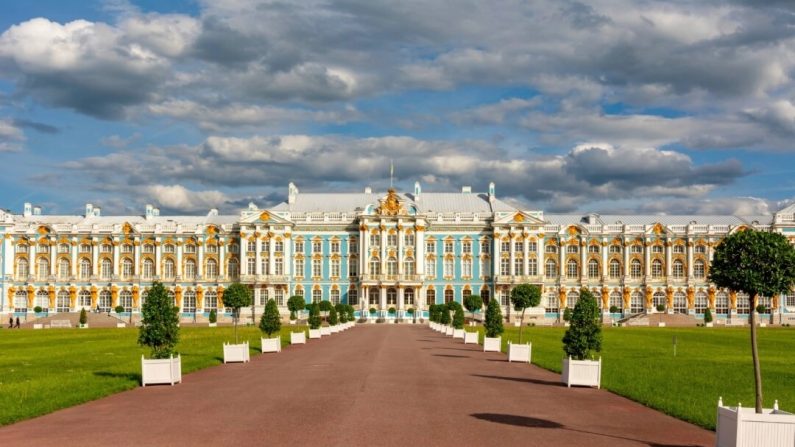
34, 306, 43, 313
337, 303, 348, 323
308, 302, 321, 330
115, 305, 125, 314
463, 294, 483, 324
259, 298, 281, 338
328, 306, 338, 326
439, 304, 451, 325
709, 229, 795, 413
79, 308, 88, 326
428, 304, 438, 322
138, 281, 180, 359
484, 298, 504, 338
406, 307, 415, 322
452, 305, 465, 329
346, 304, 355, 322
510, 283, 541, 343
223, 282, 253, 343
319, 300, 332, 322
703, 307, 713, 323
287, 295, 305, 321
562, 288, 602, 361
562, 307, 572, 323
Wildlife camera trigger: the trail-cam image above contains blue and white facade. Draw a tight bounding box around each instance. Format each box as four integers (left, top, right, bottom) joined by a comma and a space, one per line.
2, 183, 795, 324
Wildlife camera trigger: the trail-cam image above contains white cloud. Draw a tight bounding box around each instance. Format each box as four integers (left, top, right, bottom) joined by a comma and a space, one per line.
144, 184, 229, 213
0, 119, 24, 152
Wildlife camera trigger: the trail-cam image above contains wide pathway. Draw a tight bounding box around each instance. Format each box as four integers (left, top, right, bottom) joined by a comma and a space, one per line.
0, 325, 714, 446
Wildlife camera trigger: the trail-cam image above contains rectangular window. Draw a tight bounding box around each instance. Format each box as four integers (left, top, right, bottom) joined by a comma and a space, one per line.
501, 241, 510, 253
295, 241, 304, 253
387, 234, 398, 247
528, 258, 537, 276
480, 241, 490, 254
295, 259, 304, 277
370, 234, 380, 247
425, 259, 435, 278
500, 258, 510, 276
331, 259, 340, 278
514, 242, 523, 253
331, 241, 340, 254
349, 259, 358, 277
444, 258, 454, 277
404, 233, 415, 247
261, 258, 268, 275
247, 258, 256, 275
462, 241, 472, 254
274, 258, 283, 275
514, 258, 523, 276
480, 259, 491, 277
444, 241, 454, 254
275, 289, 284, 306
312, 241, 322, 254
184, 244, 196, 254
260, 289, 268, 306
274, 241, 283, 252
426, 241, 435, 254
545, 245, 557, 253
528, 242, 537, 252
247, 241, 257, 253
312, 259, 322, 277
349, 239, 358, 253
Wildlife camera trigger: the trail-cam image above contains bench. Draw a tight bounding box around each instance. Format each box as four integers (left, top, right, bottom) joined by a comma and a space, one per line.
50, 320, 72, 329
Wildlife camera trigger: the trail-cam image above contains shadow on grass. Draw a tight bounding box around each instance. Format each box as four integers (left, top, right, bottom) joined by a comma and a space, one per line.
472, 413, 705, 447
94, 371, 141, 383
472, 374, 562, 387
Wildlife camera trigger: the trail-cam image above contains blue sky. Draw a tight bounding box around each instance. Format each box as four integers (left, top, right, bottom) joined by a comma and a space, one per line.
0, 0, 794, 216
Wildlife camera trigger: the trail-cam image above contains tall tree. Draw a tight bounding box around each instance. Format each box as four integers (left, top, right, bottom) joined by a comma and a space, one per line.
223, 282, 252, 343
709, 229, 795, 413
510, 283, 542, 343
463, 294, 483, 324
259, 298, 281, 338
138, 281, 180, 359
562, 288, 602, 361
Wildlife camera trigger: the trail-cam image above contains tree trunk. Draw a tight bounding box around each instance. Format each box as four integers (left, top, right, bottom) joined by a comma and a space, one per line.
749, 294, 763, 414
234, 309, 239, 344
519, 308, 526, 344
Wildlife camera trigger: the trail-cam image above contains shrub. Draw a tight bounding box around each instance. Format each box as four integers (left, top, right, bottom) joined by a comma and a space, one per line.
656, 304, 665, 312
369, 307, 377, 315
337, 303, 348, 323
703, 308, 713, 323
138, 281, 180, 359
756, 304, 767, 314
319, 300, 333, 312
79, 308, 88, 325
287, 295, 305, 321
563, 307, 572, 322
308, 302, 321, 329
511, 284, 541, 343
406, 308, 415, 316
388, 307, 396, 315
562, 288, 602, 361
34, 306, 42, 313
328, 306, 338, 325
346, 305, 355, 321
463, 294, 483, 322
259, 299, 281, 338
115, 305, 125, 314
609, 305, 620, 313
428, 304, 438, 322
223, 283, 253, 343
484, 299, 504, 338
452, 305, 465, 329
439, 305, 451, 325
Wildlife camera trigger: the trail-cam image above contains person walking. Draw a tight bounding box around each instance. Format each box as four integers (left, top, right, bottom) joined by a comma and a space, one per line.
8, 315, 12, 329
15, 317, 21, 328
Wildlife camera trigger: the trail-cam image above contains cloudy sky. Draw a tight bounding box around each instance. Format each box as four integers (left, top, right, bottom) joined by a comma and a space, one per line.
1, 0, 794, 216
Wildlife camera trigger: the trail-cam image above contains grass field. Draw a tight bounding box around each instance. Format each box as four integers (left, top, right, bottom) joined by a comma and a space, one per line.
478, 325, 795, 430
0, 325, 304, 426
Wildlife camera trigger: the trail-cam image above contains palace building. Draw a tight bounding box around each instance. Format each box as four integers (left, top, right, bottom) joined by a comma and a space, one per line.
2, 183, 795, 324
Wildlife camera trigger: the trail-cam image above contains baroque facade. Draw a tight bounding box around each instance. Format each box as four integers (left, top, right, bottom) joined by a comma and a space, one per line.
2, 183, 795, 322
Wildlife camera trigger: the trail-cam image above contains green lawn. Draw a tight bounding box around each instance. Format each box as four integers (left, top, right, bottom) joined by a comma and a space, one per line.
472, 325, 795, 430
0, 325, 304, 426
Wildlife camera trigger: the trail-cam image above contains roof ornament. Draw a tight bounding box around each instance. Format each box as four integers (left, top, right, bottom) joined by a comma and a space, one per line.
376, 188, 405, 216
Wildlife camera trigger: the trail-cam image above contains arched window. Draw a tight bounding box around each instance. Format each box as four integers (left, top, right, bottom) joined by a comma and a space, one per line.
736, 292, 750, 314
121, 258, 133, 279
387, 288, 397, 305
164, 259, 176, 279
184, 259, 196, 280
673, 292, 687, 314
404, 257, 415, 276
609, 259, 621, 278
426, 289, 436, 305
79, 258, 92, 279
653, 292, 666, 310
566, 290, 579, 309
330, 289, 340, 305
205, 291, 218, 311
651, 259, 663, 278
100, 258, 112, 280
528, 258, 537, 276
225, 259, 237, 279
630, 291, 644, 313
695, 292, 708, 314
312, 289, 322, 303
369, 287, 379, 305
348, 289, 358, 306
78, 290, 91, 308
183, 290, 196, 313
630, 259, 642, 278
462, 258, 472, 277
672, 260, 684, 278
609, 291, 623, 312
98, 290, 112, 312
17, 258, 29, 279
566, 259, 579, 279
588, 259, 599, 278
480, 288, 490, 304
545, 259, 557, 278
444, 288, 454, 303
57, 290, 70, 312
37, 258, 50, 280
715, 292, 729, 314
142, 259, 154, 279
35, 289, 49, 311
693, 260, 706, 279
14, 290, 28, 312
405, 288, 414, 305
387, 257, 398, 276
204, 259, 218, 280
545, 290, 559, 313
443, 258, 454, 277
119, 290, 133, 312
370, 257, 381, 275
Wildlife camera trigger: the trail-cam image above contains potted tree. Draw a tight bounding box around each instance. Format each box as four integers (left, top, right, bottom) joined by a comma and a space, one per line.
387, 306, 396, 323
259, 298, 282, 353
346, 305, 356, 327
369, 307, 377, 323
463, 294, 483, 327
221, 282, 252, 363
337, 303, 348, 327
483, 299, 504, 352
562, 307, 572, 326
710, 229, 795, 446
704, 307, 713, 328
287, 295, 305, 324
508, 284, 540, 363
308, 302, 322, 338
444, 302, 459, 336
561, 288, 602, 388
328, 306, 339, 333
439, 303, 452, 332
78, 308, 88, 328
208, 309, 218, 327
406, 307, 415, 324
138, 281, 181, 386
452, 304, 465, 339
428, 304, 438, 330
114, 305, 127, 328
319, 300, 332, 322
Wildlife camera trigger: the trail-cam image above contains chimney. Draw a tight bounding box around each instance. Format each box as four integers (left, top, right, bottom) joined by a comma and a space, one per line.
288, 182, 299, 204
85, 203, 93, 217
364, 186, 372, 194
23, 202, 32, 217
414, 181, 421, 201
208, 208, 218, 217
153, 207, 160, 217
461, 186, 471, 194
488, 182, 495, 203
145, 204, 153, 220
33, 206, 42, 216
93, 207, 101, 217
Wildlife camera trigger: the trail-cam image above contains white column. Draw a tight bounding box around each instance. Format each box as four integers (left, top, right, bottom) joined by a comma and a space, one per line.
255, 234, 262, 276
509, 232, 515, 277
92, 238, 99, 277
416, 226, 425, 280
283, 235, 291, 276
50, 237, 57, 278
687, 239, 694, 278
580, 239, 587, 279
176, 243, 182, 277
380, 286, 386, 310
380, 224, 387, 277
361, 225, 369, 275
665, 241, 672, 277
112, 241, 119, 276
268, 234, 276, 276
644, 240, 651, 277
197, 243, 204, 278
397, 224, 403, 275
133, 241, 140, 277
154, 240, 161, 277
623, 238, 630, 280
536, 235, 544, 277
559, 240, 565, 278
523, 234, 529, 279
398, 286, 404, 310
601, 238, 608, 277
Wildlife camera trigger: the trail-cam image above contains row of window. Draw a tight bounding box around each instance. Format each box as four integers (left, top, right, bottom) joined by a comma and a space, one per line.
16, 242, 232, 255
11, 289, 221, 313
16, 258, 234, 281
532, 258, 707, 279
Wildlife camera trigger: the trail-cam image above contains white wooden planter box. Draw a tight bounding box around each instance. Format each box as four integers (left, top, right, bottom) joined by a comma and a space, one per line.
483, 336, 501, 352
291, 331, 306, 344
561, 356, 601, 388
116, 323, 126, 328
223, 342, 250, 363
658, 322, 666, 327
289, 320, 297, 325
705, 322, 713, 327
508, 342, 532, 363
320, 326, 332, 336
463, 332, 479, 344
33, 324, 43, 329
716, 399, 795, 447
445, 326, 454, 336
79, 323, 89, 329
208, 323, 217, 327
514, 321, 521, 327
309, 329, 322, 339
453, 329, 465, 339
141, 355, 181, 386
260, 337, 281, 353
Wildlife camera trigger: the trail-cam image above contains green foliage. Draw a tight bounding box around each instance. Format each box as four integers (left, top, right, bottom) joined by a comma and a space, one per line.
703, 308, 713, 323
33, 306, 42, 313
406, 308, 415, 315
388, 307, 396, 315
319, 300, 332, 312
369, 307, 377, 314
463, 294, 483, 321
115, 305, 125, 314
328, 306, 338, 325
510, 283, 541, 311
346, 305, 355, 321
609, 305, 620, 313
562, 288, 602, 360
484, 299, 504, 338
439, 305, 451, 325
446, 300, 462, 312
336, 303, 348, 323
562, 307, 572, 322
223, 283, 252, 343
756, 304, 767, 314
208, 309, 217, 323
287, 295, 305, 320
137, 281, 180, 359
259, 299, 281, 337
656, 304, 666, 312
452, 305, 465, 329
308, 302, 321, 329
79, 308, 87, 325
